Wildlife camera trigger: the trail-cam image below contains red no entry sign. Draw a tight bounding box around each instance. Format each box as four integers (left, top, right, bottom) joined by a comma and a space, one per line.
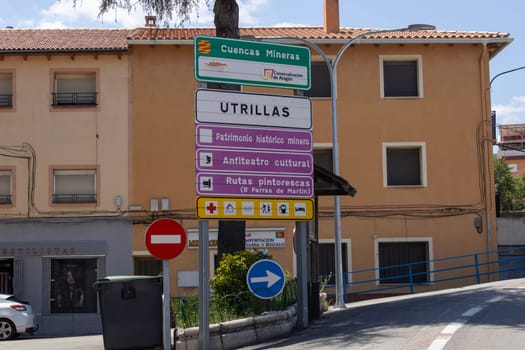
145, 218, 187, 260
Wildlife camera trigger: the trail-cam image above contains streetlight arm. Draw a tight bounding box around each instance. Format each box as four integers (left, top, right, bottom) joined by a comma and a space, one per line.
490, 65, 525, 87
332, 28, 410, 68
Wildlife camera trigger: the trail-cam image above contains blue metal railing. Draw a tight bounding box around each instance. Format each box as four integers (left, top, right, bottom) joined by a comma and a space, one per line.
321, 246, 525, 302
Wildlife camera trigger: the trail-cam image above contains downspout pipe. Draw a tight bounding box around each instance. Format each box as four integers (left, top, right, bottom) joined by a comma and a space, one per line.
479, 43, 494, 275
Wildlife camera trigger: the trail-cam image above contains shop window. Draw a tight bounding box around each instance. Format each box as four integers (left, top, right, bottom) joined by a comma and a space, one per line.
296, 61, 331, 98
0, 170, 12, 205
383, 142, 427, 187
378, 241, 429, 284
53, 169, 97, 203
380, 55, 423, 98
0, 73, 13, 107
50, 258, 98, 314
52, 72, 97, 106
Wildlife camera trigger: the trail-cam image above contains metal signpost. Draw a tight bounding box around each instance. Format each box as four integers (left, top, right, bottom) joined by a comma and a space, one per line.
195, 88, 314, 219
145, 219, 187, 350
194, 35, 313, 349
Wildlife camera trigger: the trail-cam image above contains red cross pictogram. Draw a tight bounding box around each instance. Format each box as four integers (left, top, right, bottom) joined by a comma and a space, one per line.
206, 202, 218, 214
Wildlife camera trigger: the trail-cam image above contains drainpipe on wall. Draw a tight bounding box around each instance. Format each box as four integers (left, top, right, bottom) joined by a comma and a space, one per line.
479, 43, 494, 277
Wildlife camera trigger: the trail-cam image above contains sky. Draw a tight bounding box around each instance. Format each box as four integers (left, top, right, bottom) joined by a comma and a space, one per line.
2, 0, 525, 132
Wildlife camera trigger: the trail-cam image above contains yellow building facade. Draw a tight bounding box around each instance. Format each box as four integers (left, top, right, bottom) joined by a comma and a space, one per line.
0, 5, 513, 336
126, 22, 510, 298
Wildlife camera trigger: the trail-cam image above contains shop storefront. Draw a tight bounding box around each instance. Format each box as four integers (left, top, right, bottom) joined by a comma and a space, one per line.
0, 216, 133, 336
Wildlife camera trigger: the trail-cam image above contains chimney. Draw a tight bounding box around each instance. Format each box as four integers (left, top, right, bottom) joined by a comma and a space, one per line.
324, 0, 340, 34
145, 15, 157, 27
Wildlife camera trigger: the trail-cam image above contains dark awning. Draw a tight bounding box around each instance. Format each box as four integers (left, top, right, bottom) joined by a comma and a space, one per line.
314, 165, 357, 197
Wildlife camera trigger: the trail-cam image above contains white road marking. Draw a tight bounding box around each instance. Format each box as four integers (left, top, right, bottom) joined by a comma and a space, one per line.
426, 295, 505, 350
462, 306, 484, 317
442, 320, 466, 334
487, 295, 504, 303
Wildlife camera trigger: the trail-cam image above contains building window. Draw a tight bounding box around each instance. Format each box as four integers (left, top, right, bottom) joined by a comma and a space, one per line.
380, 55, 423, 98
52, 72, 97, 106
50, 258, 98, 314
53, 169, 97, 203
378, 241, 430, 284
383, 142, 427, 187
296, 61, 331, 98
134, 257, 162, 276
314, 147, 333, 171
508, 164, 518, 174
318, 242, 349, 285
0, 73, 13, 107
0, 170, 12, 205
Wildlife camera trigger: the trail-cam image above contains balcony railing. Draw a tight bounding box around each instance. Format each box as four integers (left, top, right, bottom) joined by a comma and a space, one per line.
0, 194, 12, 204
52, 92, 97, 106
0, 94, 12, 107
52, 193, 96, 203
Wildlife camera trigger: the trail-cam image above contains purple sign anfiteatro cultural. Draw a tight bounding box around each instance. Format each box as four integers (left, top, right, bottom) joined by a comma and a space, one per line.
195, 124, 312, 152
196, 172, 313, 198
196, 148, 313, 175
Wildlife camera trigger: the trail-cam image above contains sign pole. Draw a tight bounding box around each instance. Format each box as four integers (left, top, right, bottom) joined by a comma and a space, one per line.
295, 221, 308, 329
144, 218, 188, 350
198, 220, 210, 349
163, 260, 171, 350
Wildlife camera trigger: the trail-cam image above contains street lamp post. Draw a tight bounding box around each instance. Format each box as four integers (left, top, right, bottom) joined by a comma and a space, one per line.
270, 24, 435, 308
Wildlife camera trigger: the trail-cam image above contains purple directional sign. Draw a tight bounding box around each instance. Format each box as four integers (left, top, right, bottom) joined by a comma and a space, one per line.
196, 148, 313, 175
196, 172, 313, 198
196, 124, 312, 152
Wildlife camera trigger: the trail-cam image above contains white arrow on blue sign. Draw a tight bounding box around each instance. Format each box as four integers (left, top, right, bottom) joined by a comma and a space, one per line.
246, 259, 286, 299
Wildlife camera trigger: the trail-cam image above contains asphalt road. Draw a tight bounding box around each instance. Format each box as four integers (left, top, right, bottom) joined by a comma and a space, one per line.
3, 278, 525, 350
242, 278, 525, 350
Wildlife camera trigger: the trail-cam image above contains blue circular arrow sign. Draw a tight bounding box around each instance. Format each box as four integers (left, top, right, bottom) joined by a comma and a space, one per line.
246, 259, 286, 299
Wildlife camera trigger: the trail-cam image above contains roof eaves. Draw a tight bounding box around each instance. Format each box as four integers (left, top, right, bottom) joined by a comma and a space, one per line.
0, 48, 128, 54
127, 39, 194, 45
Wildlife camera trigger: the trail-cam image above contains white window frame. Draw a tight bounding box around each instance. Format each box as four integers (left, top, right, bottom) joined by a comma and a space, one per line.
52, 169, 97, 203
382, 142, 427, 187
380, 55, 423, 98
374, 237, 434, 285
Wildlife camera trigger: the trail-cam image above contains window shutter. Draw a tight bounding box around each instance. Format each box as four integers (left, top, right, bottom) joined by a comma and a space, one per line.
0, 171, 11, 195
54, 170, 96, 195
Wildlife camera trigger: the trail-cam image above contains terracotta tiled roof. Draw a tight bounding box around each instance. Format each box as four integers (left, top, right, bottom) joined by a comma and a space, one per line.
0, 29, 130, 52
0, 26, 510, 55
127, 26, 510, 42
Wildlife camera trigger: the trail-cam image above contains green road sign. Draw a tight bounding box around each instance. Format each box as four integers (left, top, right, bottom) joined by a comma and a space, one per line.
194, 36, 311, 90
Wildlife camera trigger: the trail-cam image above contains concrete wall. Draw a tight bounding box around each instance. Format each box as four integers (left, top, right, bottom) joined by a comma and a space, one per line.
497, 212, 525, 245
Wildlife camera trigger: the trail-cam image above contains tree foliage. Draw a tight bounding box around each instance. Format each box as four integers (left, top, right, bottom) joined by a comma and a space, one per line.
73, 0, 240, 27
210, 250, 269, 297
494, 157, 525, 211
